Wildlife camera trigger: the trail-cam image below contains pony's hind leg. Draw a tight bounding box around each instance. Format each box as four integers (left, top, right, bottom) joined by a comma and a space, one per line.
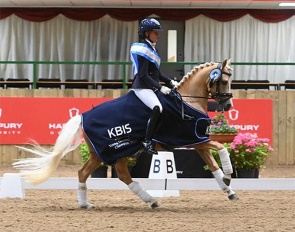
77, 140, 102, 209
197, 149, 239, 201
115, 158, 159, 209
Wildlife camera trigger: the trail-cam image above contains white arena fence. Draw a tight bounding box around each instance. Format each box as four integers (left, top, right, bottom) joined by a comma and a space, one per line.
1, 177, 295, 191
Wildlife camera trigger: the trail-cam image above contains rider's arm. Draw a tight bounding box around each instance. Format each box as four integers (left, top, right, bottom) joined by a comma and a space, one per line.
158, 71, 175, 88
137, 56, 162, 90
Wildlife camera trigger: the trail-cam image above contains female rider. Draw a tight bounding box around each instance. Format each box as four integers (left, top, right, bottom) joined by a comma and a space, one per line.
130, 18, 179, 155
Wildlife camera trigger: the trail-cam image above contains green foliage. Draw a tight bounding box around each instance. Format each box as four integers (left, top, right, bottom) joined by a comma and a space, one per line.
126, 156, 137, 168
79, 141, 137, 167
79, 141, 91, 164
209, 113, 238, 134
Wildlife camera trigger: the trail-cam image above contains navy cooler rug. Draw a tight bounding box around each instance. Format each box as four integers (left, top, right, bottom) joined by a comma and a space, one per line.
82, 91, 210, 165
154, 91, 211, 146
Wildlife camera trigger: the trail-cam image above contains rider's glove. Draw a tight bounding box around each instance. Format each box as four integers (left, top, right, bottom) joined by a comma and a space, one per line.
170, 80, 180, 89
160, 86, 171, 95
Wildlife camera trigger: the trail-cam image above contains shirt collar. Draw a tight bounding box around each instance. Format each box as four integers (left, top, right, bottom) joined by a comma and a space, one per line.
145, 39, 156, 50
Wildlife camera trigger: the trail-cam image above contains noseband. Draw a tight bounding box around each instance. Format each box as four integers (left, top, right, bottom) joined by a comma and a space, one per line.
212, 71, 233, 105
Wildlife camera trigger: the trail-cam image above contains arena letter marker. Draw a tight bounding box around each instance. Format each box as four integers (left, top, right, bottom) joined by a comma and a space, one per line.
0, 173, 25, 199
147, 151, 180, 197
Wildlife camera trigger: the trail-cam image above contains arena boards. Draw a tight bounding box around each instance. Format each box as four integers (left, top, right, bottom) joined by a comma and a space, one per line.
1, 177, 294, 191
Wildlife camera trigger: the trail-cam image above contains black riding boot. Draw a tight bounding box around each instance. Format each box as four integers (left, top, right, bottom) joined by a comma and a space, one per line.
143, 106, 161, 155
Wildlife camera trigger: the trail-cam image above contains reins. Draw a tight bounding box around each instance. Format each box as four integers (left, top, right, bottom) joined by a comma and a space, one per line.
169, 90, 195, 120
181, 94, 213, 99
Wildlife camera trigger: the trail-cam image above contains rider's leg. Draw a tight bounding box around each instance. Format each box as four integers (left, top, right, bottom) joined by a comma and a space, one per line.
131, 89, 163, 155
115, 158, 159, 208
143, 105, 161, 154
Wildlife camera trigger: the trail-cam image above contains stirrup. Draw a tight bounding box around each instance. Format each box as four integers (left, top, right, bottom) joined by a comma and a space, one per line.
143, 140, 158, 155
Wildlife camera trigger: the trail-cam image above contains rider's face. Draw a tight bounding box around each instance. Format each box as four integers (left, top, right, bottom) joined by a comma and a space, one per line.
146, 31, 159, 43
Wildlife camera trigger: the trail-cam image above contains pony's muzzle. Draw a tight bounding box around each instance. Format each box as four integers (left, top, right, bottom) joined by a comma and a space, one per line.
223, 103, 232, 111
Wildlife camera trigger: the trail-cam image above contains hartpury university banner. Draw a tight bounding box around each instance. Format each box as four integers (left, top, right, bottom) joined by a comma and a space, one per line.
0, 97, 112, 144
0, 98, 272, 145
208, 99, 273, 144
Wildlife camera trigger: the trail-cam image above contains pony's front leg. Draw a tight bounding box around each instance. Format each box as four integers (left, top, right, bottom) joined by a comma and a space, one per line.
197, 149, 239, 201
196, 141, 233, 185
115, 158, 159, 209
77, 152, 101, 209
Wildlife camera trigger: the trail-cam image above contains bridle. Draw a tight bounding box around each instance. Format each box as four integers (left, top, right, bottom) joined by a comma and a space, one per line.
212, 70, 233, 105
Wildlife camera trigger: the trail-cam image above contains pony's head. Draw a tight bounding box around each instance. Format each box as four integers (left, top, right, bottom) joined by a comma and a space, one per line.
177, 58, 233, 112
208, 59, 233, 111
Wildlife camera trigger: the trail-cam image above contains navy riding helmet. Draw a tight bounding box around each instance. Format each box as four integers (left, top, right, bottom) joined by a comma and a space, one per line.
138, 18, 162, 39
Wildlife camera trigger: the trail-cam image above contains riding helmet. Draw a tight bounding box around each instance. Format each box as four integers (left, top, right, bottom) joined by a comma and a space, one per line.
138, 18, 162, 39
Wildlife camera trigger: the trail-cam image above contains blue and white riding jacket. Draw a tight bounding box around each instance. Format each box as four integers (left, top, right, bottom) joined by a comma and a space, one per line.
130, 41, 173, 91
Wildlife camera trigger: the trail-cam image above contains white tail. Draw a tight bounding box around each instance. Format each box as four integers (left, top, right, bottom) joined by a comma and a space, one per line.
12, 115, 83, 185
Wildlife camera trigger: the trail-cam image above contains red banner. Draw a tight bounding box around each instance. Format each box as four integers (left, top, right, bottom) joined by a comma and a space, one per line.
208, 99, 273, 144
0, 97, 112, 144
0, 98, 272, 145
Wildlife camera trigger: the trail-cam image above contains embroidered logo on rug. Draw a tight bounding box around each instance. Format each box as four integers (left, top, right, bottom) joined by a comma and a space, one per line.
107, 123, 132, 138
108, 137, 137, 150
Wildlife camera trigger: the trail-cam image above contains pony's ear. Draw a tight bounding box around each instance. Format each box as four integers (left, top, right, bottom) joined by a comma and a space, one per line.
221, 58, 231, 69
222, 59, 228, 69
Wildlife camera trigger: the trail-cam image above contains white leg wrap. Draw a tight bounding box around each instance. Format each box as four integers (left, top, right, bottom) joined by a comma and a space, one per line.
212, 168, 231, 192
77, 182, 94, 209
128, 181, 157, 205
218, 148, 233, 175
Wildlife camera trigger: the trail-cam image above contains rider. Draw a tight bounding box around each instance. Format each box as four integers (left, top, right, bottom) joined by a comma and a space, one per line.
130, 18, 179, 155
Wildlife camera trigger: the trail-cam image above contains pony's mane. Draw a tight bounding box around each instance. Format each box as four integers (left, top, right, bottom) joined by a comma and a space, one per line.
178, 62, 215, 87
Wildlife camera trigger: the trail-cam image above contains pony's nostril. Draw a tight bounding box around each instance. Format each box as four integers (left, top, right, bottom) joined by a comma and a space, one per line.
224, 104, 232, 111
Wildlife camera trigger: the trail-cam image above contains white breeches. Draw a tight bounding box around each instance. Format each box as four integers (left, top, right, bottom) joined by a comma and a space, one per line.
131, 89, 163, 112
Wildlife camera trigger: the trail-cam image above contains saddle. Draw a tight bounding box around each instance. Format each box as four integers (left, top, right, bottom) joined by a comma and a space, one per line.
82, 91, 210, 165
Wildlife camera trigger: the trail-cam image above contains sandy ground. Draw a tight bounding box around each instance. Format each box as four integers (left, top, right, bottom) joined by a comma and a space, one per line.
1, 165, 295, 232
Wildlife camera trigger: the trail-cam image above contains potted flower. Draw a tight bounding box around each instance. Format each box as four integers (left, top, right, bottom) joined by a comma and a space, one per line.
205, 133, 274, 178
209, 113, 238, 143
227, 132, 273, 177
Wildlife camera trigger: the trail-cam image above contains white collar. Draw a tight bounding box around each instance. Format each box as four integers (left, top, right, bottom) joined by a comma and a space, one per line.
145, 39, 156, 50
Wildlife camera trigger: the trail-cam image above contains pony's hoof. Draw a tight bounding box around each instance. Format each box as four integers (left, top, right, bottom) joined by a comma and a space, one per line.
223, 176, 231, 186
228, 194, 239, 201
79, 203, 95, 210
150, 201, 160, 209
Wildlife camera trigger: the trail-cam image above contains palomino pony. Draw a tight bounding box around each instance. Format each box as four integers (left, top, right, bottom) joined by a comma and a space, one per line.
13, 58, 239, 209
